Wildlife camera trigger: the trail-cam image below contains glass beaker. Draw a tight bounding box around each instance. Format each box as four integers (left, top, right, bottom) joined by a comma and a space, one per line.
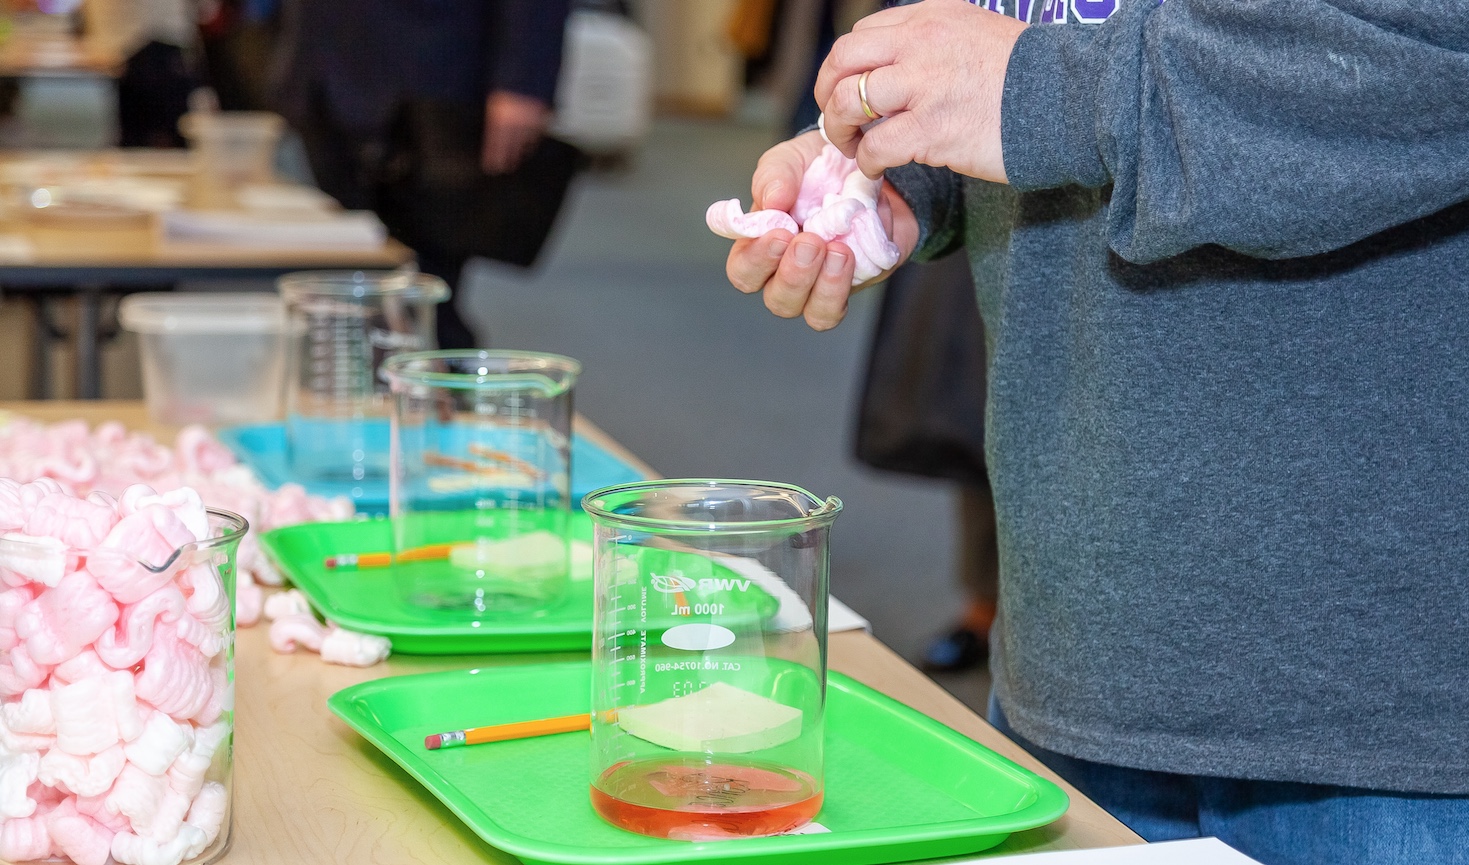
0, 505, 247, 865
382, 350, 581, 616
583, 480, 842, 841
279, 270, 448, 492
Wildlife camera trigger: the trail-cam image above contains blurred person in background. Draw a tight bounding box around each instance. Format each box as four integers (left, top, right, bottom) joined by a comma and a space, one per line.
271, 0, 580, 349
197, 0, 277, 111
84, 0, 198, 146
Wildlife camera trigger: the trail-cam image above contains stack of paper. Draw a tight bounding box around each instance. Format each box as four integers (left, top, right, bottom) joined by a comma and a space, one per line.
162, 209, 387, 249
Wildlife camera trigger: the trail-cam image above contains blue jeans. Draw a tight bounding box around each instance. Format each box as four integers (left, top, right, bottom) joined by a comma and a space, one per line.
988, 697, 1469, 865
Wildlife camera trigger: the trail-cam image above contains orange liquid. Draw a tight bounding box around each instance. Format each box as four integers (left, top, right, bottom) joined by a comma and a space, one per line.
591, 757, 822, 841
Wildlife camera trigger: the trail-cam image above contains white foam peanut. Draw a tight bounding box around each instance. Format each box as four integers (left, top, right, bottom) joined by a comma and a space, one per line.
38, 743, 126, 797
53, 675, 119, 756
262, 589, 311, 621
319, 627, 391, 667
4, 687, 55, 734
124, 713, 192, 776
111, 824, 207, 865
0, 749, 39, 817
184, 781, 227, 848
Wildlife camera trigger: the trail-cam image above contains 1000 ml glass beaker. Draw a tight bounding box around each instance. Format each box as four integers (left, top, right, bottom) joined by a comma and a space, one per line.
584, 480, 842, 841
383, 350, 581, 617
280, 270, 448, 491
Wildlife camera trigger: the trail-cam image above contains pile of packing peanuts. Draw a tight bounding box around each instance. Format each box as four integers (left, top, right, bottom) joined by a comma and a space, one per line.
0, 415, 390, 667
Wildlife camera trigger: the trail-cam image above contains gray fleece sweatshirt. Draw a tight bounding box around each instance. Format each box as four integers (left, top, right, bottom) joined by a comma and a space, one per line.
888, 0, 1469, 793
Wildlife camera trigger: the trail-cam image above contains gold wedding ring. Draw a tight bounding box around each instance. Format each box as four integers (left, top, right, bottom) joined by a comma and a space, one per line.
858, 70, 879, 121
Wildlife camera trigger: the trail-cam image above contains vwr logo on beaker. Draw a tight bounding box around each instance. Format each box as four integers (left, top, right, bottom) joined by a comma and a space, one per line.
650, 573, 751, 593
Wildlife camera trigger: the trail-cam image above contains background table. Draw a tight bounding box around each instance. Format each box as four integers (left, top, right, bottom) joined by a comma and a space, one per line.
0, 150, 413, 399
0, 401, 1143, 862
0, 14, 122, 81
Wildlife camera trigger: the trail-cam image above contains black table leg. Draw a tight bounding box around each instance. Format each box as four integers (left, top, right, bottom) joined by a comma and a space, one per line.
75, 284, 102, 399
29, 296, 53, 399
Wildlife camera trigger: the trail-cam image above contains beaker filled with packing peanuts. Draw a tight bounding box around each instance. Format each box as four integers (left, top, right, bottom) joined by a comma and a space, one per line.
583, 480, 842, 841
0, 480, 247, 865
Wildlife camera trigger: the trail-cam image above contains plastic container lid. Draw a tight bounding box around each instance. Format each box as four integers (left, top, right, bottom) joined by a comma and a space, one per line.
277, 270, 450, 303
119, 292, 289, 335
178, 111, 285, 141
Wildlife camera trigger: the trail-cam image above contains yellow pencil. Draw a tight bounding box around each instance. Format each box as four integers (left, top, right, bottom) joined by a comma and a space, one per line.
424, 713, 592, 750
324, 543, 457, 570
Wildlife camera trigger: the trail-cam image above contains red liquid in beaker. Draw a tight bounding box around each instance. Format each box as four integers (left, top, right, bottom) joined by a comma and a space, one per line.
591, 757, 822, 841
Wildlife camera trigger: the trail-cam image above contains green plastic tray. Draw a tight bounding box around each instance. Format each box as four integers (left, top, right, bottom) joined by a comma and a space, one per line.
328, 662, 1068, 865
260, 516, 779, 655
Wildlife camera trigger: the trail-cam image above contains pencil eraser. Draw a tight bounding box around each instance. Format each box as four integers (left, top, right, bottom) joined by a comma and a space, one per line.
424, 734, 442, 750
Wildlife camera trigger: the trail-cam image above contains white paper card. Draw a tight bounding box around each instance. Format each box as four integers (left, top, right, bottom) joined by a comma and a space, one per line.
828, 596, 869, 633
957, 838, 1264, 864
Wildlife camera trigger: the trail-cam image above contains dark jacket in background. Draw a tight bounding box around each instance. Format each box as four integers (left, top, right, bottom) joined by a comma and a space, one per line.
273, 0, 570, 134
271, 0, 579, 349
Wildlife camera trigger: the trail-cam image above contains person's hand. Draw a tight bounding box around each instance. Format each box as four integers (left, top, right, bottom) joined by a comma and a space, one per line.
482, 91, 551, 175
725, 131, 919, 331
815, 0, 1026, 181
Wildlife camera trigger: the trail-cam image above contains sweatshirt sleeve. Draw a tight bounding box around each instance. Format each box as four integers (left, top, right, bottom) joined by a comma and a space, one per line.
886, 161, 967, 262
1000, 0, 1469, 263
485, 0, 572, 105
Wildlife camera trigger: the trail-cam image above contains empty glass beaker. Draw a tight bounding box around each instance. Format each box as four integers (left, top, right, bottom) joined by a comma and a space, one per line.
280, 270, 448, 492
382, 350, 581, 616
583, 480, 842, 841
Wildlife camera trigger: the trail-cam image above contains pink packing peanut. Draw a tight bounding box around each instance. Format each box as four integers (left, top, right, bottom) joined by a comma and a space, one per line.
268, 613, 326, 654
0, 814, 49, 862
46, 797, 114, 865
26, 494, 117, 552
706, 142, 901, 286
16, 571, 119, 665
133, 627, 213, 724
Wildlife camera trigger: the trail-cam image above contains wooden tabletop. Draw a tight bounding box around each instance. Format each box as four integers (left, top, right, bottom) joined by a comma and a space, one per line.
0, 14, 122, 79
0, 150, 413, 277
0, 401, 1141, 862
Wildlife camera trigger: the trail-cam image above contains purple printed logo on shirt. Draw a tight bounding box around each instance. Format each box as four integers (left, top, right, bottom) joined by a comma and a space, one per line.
968, 0, 1121, 24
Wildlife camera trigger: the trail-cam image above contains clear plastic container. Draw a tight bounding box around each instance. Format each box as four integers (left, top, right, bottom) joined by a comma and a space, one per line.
0, 506, 247, 865
119, 292, 291, 425
582, 480, 842, 841
279, 271, 448, 491
381, 350, 581, 617
178, 111, 284, 191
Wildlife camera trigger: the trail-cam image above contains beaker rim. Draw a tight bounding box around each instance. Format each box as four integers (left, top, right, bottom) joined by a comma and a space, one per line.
581, 479, 843, 534
380, 349, 582, 394
0, 507, 249, 572
277, 270, 450, 302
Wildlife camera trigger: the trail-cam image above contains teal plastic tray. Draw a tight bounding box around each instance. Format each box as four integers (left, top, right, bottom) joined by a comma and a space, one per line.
260, 515, 779, 655
328, 662, 1068, 865
218, 421, 647, 515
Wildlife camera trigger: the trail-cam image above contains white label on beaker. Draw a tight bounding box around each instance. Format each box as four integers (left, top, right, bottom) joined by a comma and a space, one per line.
661, 623, 736, 652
